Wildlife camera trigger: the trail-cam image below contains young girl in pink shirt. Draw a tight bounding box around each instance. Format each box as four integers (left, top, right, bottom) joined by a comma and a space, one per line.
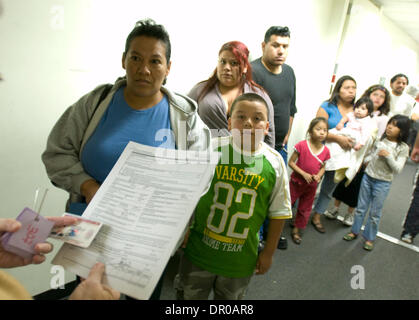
288, 117, 331, 244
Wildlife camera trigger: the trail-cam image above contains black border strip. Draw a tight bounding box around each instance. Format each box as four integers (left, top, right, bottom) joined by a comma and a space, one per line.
33, 280, 78, 300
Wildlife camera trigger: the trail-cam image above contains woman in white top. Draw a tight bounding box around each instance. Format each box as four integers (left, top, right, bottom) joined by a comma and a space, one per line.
363, 84, 391, 137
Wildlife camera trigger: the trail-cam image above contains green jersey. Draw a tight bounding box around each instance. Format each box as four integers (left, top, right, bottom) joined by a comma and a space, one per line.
185, 136, 292, 278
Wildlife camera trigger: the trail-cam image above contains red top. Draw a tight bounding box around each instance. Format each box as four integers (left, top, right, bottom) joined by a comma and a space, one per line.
291, 140, 330, 185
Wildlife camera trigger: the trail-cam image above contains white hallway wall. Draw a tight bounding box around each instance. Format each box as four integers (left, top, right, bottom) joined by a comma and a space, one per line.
337, 0, 419, 96
0, 0, 417, 296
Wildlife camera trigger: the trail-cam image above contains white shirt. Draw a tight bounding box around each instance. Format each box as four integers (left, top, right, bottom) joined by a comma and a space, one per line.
389, 92, 415, 117
372, 111, 389, 137
411, 102, 419, 116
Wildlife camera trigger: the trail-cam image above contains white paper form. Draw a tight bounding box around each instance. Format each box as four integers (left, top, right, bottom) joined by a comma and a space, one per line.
53, 141, 219, 300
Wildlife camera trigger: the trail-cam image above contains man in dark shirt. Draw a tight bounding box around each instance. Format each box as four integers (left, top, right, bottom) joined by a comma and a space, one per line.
252, 26, 297, 250
252, 26, 297, 163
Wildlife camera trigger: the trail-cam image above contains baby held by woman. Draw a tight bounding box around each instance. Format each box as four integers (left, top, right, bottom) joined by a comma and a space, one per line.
326, 97, 377, 171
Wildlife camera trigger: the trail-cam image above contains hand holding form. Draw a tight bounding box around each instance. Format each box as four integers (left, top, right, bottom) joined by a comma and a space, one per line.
69, 262, 120, 300
0, 216, 77, 268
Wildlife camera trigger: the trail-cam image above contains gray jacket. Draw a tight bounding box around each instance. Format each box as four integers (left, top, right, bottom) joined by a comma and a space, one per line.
364, 138, 409, 182
42, 77, 211, 204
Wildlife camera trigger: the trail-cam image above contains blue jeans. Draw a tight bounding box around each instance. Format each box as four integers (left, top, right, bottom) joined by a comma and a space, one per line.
312, 170, 338, 214
351, 174, 391, 241
277, 144, 288, 164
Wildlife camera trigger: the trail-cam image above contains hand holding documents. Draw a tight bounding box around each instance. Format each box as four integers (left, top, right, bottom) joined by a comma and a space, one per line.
50, 213, 103, 248
53, 142, 219, 300
1, 208, 54, 260
1, 188, 55, 259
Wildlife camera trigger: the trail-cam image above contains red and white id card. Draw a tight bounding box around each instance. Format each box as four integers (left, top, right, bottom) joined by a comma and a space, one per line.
49, 213, 103, 248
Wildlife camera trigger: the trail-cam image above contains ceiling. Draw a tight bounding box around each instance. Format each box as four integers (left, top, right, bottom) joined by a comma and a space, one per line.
371, 0, 419, 44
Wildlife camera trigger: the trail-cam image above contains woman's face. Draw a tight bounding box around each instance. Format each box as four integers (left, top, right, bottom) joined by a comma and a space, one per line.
122, 36, 171, 99
338, 80, 357, 104
369, 89, 385, 111
216, 50, 246, 89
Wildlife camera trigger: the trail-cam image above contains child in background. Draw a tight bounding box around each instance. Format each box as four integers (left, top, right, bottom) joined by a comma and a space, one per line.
178, 93, 292, 300
288, 117, 331, 244
343, 115, 410, 251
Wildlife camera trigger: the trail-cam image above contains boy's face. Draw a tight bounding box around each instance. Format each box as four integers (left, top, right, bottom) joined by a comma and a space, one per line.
228, 100, 269, 151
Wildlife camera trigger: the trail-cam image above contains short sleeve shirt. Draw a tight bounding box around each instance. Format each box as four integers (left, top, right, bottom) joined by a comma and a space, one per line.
320, 101, 342, 129
389, 92, 415, 117
291, 140, 330, 185
185, 136, 292, 278
251, 58, 297, 147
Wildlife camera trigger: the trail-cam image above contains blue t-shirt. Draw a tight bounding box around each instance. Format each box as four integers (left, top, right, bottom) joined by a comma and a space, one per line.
81, 87, 175, 184
320, 101, 343, 129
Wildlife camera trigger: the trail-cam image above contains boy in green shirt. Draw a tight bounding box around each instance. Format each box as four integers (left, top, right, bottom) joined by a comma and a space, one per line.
178, 93, 292, 299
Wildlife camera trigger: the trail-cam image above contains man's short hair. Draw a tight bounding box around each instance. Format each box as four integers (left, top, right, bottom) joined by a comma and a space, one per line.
230, 93, 269, 119
124, 18, 171, 63
390, 73, 409, 85
264, 26, 291, 43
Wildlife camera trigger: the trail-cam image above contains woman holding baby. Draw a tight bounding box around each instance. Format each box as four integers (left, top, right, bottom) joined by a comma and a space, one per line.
324, 85, 391, 226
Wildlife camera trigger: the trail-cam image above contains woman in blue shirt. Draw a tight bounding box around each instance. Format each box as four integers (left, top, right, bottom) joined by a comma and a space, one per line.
42, 19, 210, 300
43, 19, 210, 212
310, 75, 357, 233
